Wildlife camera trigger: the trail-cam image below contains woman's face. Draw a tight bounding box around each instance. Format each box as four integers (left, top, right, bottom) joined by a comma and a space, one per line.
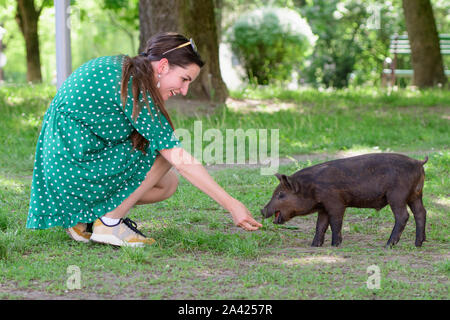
156, 60, 201, 101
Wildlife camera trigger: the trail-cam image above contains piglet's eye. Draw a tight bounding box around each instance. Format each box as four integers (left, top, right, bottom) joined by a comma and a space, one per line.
277, 192, 286, 199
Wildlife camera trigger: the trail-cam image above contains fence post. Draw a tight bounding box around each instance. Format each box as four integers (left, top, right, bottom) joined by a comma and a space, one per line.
391, 34, 398, 87
55, 0, 72, 89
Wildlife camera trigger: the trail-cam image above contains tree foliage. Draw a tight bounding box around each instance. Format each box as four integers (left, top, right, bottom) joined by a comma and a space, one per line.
0, 0, 448, 87
221, 0, 447, 88
298, 0, 405, 88
228, 7, 315, 85
102, 0, 139, 53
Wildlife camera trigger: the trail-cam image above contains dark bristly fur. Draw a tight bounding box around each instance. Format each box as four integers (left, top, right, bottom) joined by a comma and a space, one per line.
261, 153, 428, 248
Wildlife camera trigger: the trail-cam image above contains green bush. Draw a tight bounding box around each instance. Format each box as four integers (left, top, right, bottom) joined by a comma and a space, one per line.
228, 7, 316, 85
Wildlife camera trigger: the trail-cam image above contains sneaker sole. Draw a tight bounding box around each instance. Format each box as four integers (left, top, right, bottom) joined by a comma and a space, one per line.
90, 233, 145, 247
66, 228, 91, 243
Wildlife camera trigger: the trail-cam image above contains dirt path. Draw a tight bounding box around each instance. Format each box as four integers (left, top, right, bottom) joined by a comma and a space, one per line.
204, 149, 438, 172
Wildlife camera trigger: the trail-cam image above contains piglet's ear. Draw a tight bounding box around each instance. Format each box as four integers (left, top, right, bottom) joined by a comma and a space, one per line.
275, 173, 289, 188
275, 173, 300, 193
280, 174, 293, 190
289, 178, 301, 193
284, 176, 299, 193
282, 175, 292, 189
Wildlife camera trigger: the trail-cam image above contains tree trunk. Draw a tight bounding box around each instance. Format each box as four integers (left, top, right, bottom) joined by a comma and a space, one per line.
0, 24, 4, 82
16, 0, 43, 83
139, 0, 228, 103
402, 0, 447, 88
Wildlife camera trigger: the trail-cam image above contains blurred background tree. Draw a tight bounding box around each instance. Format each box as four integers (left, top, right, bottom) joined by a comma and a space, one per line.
15, 0, 51, 83
402, 0, 447, 88
139, 0, 228, 103
102, 0, 139, 55
0, 0, 448, 89
297, 0, 406, 88
227, 7, 316, 85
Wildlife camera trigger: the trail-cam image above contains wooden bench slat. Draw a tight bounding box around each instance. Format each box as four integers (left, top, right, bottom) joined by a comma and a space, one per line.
390, 34, 450, 40
390, 43, 450, 47
391, 39, 450, 42
389, 49, 450, 54
383, 34, 450, 84
383, 69, 450, 77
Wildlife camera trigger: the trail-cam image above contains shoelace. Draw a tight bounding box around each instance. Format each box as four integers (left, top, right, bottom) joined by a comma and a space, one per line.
122, 218, 146, 238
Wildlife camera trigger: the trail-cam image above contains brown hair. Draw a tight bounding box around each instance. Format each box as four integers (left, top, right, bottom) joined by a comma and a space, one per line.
120, 32, 204, 153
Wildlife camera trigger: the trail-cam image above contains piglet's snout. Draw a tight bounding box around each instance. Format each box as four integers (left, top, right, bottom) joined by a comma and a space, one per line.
260, 208, 267, 218
261, 207, 271, 218
261, 206, 274, 218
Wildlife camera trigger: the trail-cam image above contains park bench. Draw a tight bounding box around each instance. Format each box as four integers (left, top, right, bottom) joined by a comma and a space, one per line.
382, 33, 450, 86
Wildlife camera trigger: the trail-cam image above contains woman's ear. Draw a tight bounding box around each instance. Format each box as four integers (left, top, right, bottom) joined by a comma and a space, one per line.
157, 58, 170, 75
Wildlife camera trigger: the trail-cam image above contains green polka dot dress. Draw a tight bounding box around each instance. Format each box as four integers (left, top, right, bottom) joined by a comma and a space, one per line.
26, 55, 180, 230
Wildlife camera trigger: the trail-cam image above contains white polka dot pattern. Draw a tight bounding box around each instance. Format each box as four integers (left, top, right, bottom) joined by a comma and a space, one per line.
26, 55, 180, 230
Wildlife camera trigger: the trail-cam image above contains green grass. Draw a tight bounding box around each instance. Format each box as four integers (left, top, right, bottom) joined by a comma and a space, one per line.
174, 86, 450, 160
0, 84, 56, 175
230, 85, 450, 107
0, 84, 448, 299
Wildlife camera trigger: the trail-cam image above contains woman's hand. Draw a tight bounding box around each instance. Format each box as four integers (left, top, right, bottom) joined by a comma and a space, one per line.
229, 200, 262, 231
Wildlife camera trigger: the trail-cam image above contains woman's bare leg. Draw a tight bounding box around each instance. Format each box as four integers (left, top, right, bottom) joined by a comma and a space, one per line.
103, 155, 174, 219
135, 170, 178, 205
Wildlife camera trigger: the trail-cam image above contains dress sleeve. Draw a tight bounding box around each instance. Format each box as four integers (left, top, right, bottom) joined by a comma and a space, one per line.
117, 78, 181, 155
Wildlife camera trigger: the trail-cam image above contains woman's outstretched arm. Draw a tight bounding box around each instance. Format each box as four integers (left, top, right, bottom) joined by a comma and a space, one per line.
159, 147, 262, 231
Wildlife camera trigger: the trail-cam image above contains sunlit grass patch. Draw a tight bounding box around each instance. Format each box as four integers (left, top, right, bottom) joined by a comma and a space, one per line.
0, 85, 448, 299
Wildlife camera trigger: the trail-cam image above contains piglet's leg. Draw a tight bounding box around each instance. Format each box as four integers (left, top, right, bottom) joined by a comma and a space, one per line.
408, 198, 427, 247
327, 206, 346, 247
386, 204, 409, 248
311, 209, 329, 247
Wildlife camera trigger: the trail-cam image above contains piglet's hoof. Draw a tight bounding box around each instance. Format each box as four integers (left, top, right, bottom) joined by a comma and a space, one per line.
310, 241, 323, 247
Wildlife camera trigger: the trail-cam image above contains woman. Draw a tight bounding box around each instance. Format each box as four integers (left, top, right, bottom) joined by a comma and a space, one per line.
26, 32, 262, 247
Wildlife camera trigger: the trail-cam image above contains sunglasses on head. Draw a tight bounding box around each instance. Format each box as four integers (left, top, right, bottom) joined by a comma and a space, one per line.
161, 38, 198, 56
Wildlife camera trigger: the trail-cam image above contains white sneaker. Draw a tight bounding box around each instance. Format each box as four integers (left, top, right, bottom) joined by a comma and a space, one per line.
90, 218, 155, 247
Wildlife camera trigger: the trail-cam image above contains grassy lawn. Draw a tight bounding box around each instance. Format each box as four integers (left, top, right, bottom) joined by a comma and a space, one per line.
0, 84, 448, 299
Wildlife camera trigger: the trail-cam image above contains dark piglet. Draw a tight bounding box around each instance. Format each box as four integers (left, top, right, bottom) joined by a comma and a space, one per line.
261, 153, 428, 248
